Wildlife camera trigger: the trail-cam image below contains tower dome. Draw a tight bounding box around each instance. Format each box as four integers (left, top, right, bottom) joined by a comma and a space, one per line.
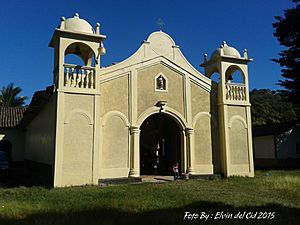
61, 13, 94, 34
211, 41, 241, 60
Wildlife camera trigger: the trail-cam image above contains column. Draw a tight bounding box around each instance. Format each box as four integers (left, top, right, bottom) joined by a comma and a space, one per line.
186, 127, 195, 174
180, 129, 187, 174
129, 126, 140, 177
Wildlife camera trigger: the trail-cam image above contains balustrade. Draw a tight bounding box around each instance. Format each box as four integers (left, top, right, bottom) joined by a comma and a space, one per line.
225, 83, 246, 101
63, 64, 95, 89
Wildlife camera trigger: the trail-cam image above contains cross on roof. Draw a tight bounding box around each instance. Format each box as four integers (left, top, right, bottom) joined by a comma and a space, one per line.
157, 18, 165, 31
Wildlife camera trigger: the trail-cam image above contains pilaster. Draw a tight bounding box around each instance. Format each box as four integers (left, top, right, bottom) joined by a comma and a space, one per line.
186, 127, 195, 174
129, 126, 140, 177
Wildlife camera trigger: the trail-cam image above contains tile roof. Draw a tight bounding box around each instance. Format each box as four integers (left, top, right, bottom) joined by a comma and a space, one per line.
0, 107, 26, 128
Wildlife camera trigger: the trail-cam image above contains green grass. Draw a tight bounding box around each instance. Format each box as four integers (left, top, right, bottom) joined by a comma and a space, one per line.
0, 170, 300, 225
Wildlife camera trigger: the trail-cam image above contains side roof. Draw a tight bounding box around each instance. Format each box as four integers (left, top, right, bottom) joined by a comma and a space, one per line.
253, 120, 300, 137
0, 107, 26, 128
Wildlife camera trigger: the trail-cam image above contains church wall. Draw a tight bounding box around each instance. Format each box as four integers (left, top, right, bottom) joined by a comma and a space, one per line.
210, 83, 221, 173
190, 82, 210, 118
190, 82, 214, 174
61, 93, 94, 186
99, 75, 130, 178
100, 75, 129, 118
137, 64, 184, 118
25, 95, 56, 165
227, 106, 250, 173
193, 114, 213, 174
101, 114, 129, 178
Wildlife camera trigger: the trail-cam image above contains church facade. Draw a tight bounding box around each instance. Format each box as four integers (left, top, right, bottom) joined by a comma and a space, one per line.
11, 14, 254, 187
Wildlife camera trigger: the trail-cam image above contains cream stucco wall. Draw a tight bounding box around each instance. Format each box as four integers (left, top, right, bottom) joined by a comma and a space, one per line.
193, 114, 213, 174
137, 64, 184, 118
25, 95, 56, 165
101, 114, 129, 178
62, 113, 93, 186
60, 93, 95, 186
100, 75, 129, 118
0, 128, 24, 161
190, 82, 210, 118
227, 106, 251, 175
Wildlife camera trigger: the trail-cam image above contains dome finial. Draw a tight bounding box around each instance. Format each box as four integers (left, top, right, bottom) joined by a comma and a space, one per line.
96, 22, 100, 34
74, 13, 79, 18
222, 41, 227, 47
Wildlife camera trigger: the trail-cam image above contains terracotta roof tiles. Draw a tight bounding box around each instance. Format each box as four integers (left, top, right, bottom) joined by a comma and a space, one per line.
0, 107, 26, 128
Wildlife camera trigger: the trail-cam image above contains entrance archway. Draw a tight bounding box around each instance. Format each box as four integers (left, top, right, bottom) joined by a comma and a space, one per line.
140, 113, 181, 175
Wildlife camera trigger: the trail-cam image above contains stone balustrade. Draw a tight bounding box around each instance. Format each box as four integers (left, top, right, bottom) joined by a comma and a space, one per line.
63, 64, 95, 89
225, 83, 246, 101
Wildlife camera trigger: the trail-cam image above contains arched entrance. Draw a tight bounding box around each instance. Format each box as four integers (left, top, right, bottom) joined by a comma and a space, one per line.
140, 113, 181, 175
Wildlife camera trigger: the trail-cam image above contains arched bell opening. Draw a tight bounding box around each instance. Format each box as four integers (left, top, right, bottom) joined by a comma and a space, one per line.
63, 42, 96, 89
225, 65, 245, 84
139, 113, 182, 176
64, 42, 95, 67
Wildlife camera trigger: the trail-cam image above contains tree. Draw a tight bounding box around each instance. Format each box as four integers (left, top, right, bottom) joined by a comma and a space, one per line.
272, 0, 300, 105
0, 83, 28, 107
250, 89, 299, 126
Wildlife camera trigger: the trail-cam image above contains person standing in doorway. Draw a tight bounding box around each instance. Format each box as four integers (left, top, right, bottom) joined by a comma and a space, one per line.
173, 162, 179, 180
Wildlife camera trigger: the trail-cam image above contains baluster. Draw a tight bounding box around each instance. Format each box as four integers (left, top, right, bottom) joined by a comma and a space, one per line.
81, 69, 86, 88
233, 86, 236, 100
90, 70, 94, 89
73, 69, 78, 87
240, 86, 244, 101
226, 84, 229, 100
65, 67, 69, 86
70, 68, 75, 87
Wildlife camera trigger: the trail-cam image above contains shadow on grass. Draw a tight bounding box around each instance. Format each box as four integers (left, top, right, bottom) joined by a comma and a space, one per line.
0, 201, 299, 225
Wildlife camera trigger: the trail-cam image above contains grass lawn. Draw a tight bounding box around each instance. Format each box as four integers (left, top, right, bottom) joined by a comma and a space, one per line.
0, 170, 300, 225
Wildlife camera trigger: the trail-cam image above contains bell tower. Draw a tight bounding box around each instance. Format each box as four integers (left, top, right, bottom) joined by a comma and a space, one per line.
49, 13, 106, 92
49, 13, 106, 187
201, 41, 254, 177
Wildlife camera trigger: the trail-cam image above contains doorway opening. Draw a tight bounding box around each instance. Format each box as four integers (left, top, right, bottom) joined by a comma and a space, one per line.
140, 113, 181, 175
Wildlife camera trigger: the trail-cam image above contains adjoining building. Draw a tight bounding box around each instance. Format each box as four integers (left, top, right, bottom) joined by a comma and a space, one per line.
0, 14, 255, 187
253, 121, 300, 169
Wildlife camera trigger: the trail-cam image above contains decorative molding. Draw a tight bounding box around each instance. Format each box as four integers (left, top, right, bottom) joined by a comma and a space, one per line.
64, 109, 93, 125
192, 112, 211, 127
136, 106, 188, 130
101, 111, 130, 127
228, 115, 248, 129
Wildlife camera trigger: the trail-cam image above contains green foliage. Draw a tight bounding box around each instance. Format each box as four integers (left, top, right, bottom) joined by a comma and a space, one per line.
250, 89, 299, 126
273, 1, 300, 105
0, 170, 300, 224
0, 83, 27, 107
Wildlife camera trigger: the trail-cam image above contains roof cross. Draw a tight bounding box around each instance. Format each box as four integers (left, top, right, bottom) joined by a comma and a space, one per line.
157, 18, 165, 31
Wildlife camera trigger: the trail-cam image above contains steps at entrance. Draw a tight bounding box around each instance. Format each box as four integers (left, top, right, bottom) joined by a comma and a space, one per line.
98, 177, 142, 186
188, 174, 223, 180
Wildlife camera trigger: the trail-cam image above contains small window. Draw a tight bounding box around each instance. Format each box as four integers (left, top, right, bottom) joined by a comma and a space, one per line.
296, 143, 300, 154
155, 73, 168, 92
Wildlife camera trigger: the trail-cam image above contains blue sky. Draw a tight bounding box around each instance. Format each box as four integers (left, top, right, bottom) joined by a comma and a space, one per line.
0, 0, 295, 103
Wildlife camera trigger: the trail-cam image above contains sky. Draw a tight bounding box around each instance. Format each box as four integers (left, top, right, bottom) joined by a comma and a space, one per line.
0, 0, 295, 103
